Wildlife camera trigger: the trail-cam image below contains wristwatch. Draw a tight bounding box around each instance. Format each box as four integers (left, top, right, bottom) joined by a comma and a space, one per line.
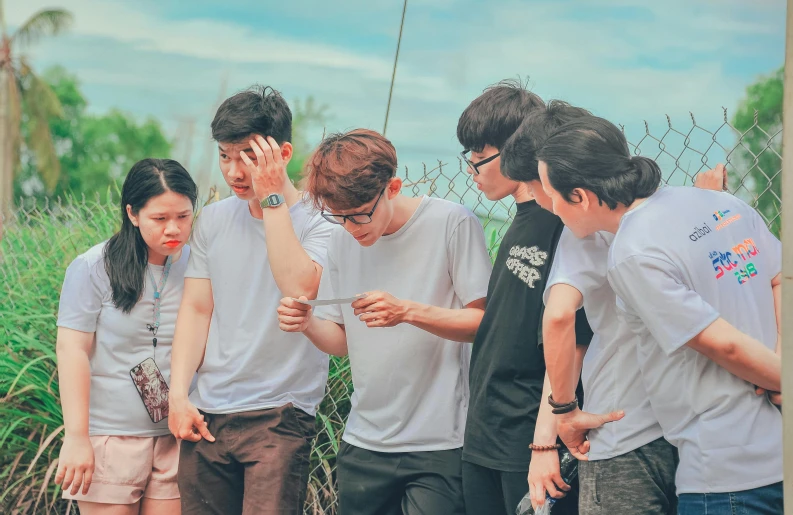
260, 193, 285, 209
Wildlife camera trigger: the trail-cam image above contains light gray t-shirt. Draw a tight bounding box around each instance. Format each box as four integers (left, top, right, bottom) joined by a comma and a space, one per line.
186, 196, 333, 416
57, 242, 191, 436
314, 197, 492, 452
545, 228, 663, 460
607, 186, 782, 494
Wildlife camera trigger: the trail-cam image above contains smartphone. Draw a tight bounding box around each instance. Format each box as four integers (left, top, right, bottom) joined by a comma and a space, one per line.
129, 357, 170, 423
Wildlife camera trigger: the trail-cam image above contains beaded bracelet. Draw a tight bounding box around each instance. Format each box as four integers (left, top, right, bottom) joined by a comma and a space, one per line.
529, 443, 561, 452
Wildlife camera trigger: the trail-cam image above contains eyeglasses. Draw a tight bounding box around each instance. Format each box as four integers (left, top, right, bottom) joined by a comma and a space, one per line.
321, 189, 385, 225
461, 150, 501, 175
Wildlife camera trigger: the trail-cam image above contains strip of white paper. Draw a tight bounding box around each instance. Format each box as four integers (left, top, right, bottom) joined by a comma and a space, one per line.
292, 294, 365, 307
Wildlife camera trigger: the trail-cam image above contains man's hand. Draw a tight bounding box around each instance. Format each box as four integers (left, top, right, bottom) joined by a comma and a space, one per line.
756, 387, 782, 407
240, 135, 288, 200
528, 450, 570, 510
556, 407, 624, 460
278, 297, 313, 333
352, 291, 409, 328
168, 396, 215, 443
694, 163, 728, 192
55, 433, 95, 496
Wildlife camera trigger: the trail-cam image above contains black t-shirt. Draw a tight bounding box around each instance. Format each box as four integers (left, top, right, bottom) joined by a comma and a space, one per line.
463, 200, 593, 472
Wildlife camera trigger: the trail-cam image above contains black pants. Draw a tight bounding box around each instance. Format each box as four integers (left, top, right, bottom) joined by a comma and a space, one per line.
462, 460, 579, 515
337, 441, 465, 515
178, 404, 316, 515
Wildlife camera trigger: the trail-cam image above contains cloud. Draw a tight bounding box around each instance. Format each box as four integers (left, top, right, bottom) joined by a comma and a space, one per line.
8, 0, 450, 104
8, 0, 785, 179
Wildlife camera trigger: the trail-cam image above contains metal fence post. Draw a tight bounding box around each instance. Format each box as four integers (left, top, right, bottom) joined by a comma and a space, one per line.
782, 0, 793, 511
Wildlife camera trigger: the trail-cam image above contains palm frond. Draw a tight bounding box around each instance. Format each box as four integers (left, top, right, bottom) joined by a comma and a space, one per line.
12, 9, 73, 48
27, 110, 60, 192
16, 59, 62, 191
18, 58, 62, 119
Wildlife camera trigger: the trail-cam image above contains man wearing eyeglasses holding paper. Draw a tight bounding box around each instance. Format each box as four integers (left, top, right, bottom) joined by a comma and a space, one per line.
277, 128, 492, 515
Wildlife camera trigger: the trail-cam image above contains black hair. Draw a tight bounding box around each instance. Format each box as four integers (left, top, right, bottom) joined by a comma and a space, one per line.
104, 158, 197, 313
456, 78, 545, 153
537, 116, 662, 210
501, 100, 593, 182
211, 85, 292, 144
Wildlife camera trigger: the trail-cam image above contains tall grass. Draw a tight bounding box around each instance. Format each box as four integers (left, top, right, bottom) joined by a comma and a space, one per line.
0, 196, 353, 514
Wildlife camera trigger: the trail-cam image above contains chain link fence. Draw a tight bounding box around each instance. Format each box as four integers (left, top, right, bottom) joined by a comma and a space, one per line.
0, 110, 782, 514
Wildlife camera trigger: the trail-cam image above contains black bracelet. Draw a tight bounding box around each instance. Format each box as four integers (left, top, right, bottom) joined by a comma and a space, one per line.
551, 403, 578, 415
548, 394, 578, 415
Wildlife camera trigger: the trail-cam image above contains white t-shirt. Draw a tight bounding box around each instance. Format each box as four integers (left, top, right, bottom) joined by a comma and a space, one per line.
186, 196, 333, 416
607, 186, 782, 494
314, 197, 492, 452
544, 228, 663, 460
57, 242, 191, 436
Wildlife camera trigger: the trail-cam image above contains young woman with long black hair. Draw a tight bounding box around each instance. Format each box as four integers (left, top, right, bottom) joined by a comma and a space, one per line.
54, 158, 198, 515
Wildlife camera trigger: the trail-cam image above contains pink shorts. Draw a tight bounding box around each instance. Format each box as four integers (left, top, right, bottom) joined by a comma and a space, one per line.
63, 435, 180, 505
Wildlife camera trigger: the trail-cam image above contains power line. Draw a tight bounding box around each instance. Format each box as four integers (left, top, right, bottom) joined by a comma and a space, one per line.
383, 0, 408, 136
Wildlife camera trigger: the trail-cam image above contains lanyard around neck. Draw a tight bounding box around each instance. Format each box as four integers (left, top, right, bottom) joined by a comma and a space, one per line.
146, 255, 173, 348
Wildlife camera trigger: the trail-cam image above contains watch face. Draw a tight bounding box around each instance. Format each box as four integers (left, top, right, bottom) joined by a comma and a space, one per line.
262, 194, 284, 207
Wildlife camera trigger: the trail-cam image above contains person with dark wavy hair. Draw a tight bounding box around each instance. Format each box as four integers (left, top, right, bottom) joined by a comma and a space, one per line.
279, 128, 492, 515
537, 115, 783, 514
55, 158, 197, 514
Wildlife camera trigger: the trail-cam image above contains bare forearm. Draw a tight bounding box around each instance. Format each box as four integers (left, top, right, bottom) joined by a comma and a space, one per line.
543, 311, 579, 404
57, 347, 91, 436
533, 373, 558, 445
714, 335, 780, 391
404, 301, 484, 343
261, 205, 321, 299
170, 306, 210, 400
690, 318, 781, 391
304, 317, 349, 357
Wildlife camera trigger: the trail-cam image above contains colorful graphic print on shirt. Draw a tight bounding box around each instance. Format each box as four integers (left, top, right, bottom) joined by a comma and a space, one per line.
713, 208, 742, 230
709, 238, 760, 285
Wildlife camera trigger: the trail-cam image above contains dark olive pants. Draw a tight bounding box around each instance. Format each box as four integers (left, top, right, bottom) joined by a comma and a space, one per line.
178, 404, 316, 515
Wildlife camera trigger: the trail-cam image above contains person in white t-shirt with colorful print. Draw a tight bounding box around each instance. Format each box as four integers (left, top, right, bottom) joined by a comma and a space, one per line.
535, 115, 782, 515
56, 159, 198, 515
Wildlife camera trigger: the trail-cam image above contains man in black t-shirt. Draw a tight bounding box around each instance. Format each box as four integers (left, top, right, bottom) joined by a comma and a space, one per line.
457, 83, 593, 515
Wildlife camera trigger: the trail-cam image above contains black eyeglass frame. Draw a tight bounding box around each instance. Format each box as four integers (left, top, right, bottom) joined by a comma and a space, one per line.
460, 150, 501, 175
321, 188, 386, 225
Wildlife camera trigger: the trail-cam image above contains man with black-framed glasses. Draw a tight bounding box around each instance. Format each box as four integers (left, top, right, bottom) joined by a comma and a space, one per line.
460, 149, 500, 176
277, 128, 492, 515
320, 188, 385, 225
456, 82, 591, 515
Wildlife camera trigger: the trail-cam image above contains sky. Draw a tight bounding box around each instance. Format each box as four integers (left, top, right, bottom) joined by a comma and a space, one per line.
8, 0, 787, 199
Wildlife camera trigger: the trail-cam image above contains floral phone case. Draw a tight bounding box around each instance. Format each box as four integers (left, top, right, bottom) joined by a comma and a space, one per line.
130, 357, 170, 423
